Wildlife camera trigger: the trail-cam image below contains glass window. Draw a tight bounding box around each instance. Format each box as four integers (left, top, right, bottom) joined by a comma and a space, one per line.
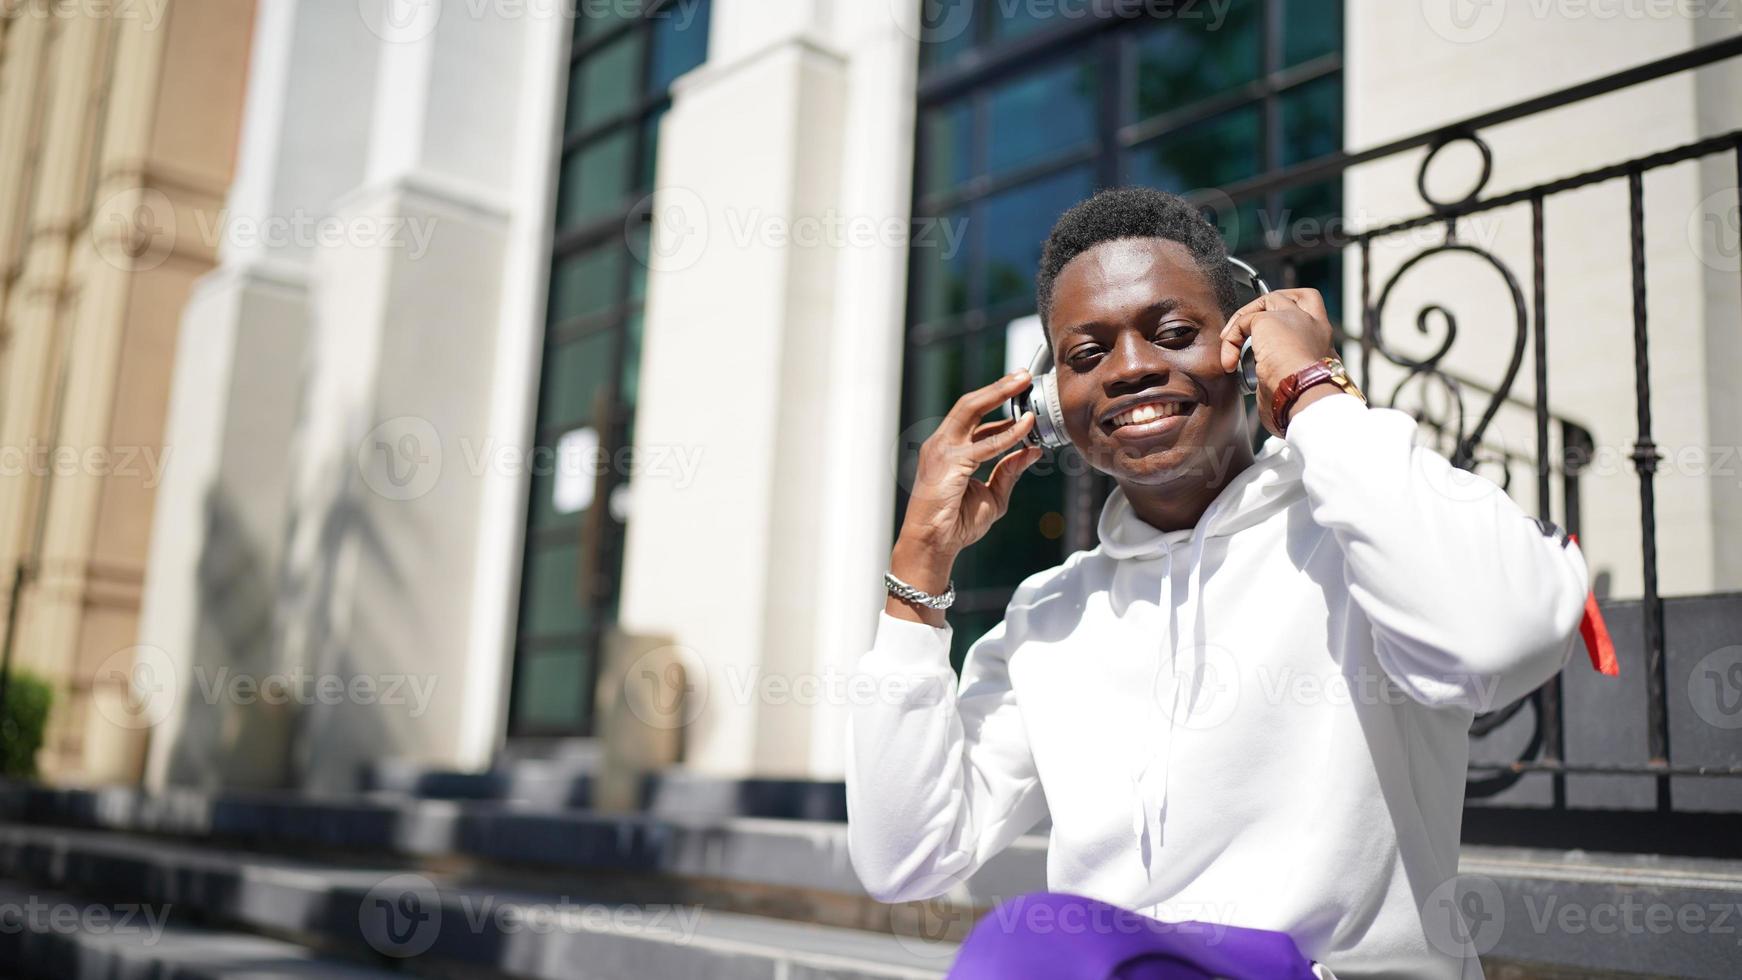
556, 127, 636, 227
520, 541, 589, 637
918, 0, 979, 71
904, 341, 964, 427
512, 647, 592, 732
537, 330, 617, 430
638, 108, 665, 194
568, 32, 644, 134
1280, 75, 1342, 166
1283, 0, 1343, 66
1124, 106, 1262, 192
982, 166, 1096, 312
549, 244, 626, 323
620, 311, 645, 405
989, 3, 1062, 44
922, 101, 974, 193
575, 3, 633, 40
511, 0, 711, 738
648, 1, 711, 90
986, 58, 1098, 178
912, 205, 972, 324
1129, 0, 1262, 119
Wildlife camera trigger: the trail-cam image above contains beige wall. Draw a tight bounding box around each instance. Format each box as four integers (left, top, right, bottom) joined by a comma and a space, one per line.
0, 0, 254, 783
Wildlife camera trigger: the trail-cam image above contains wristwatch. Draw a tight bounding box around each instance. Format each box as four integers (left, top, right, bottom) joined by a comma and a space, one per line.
1272, 356, 1364, 437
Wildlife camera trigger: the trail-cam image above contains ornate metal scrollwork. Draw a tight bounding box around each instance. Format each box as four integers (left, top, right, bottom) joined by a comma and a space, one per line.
1357, 132, 1547, 795
1367, 241, 1529, 473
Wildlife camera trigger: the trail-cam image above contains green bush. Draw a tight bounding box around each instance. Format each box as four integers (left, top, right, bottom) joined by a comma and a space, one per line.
0, 671, 52, 778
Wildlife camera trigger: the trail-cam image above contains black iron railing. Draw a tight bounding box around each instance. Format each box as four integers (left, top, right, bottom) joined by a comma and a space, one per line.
1199, 35, 1742, 807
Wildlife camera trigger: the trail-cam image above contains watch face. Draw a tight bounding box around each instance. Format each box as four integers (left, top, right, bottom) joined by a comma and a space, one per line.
1319, 357, 1362, 398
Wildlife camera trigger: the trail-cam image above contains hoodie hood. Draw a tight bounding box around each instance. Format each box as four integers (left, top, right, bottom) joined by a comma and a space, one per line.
1096, 435, 1305, 560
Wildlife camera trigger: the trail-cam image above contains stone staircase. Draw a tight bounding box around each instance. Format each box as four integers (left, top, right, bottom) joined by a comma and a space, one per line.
0, 772, 1019, 979
0, 765, 1736, 978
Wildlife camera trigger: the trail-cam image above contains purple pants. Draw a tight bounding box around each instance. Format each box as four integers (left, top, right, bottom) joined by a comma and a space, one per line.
947, 892, 1317, 980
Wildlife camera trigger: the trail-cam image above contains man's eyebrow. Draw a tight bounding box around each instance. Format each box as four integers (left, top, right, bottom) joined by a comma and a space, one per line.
1057, 298, 1185, 337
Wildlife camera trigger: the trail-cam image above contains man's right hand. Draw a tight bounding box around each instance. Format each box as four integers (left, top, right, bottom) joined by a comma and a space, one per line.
888, 369, 1044, 626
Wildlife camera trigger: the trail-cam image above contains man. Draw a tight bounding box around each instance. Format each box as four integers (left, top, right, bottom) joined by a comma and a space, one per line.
846, 187, 1590, 978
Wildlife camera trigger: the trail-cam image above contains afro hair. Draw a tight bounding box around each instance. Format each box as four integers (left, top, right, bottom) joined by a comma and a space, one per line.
1035, 186, 1240, 331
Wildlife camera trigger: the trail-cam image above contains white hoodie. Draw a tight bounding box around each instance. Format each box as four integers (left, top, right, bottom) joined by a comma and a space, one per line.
846, 392, 1590, 980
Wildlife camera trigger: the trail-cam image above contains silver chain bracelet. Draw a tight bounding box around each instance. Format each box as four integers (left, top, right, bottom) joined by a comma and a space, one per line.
884, 570, 956, 610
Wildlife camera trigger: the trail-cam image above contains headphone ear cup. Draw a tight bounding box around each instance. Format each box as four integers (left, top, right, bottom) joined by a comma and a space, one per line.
1032, 370, 1070, 450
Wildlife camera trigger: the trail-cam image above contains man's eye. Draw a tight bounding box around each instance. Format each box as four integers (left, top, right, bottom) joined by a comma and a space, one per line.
1066, 346, 1105, 366
1154, 323, 1196, 346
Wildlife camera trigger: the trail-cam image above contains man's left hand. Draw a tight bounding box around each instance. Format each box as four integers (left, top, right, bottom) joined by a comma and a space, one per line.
1218, 287, 1338, 437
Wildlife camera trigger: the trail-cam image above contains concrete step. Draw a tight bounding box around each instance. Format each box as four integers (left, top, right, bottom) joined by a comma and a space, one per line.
0, 822, 953, 980
0, 879, 399, 980
362, 758, 849, 821
1459, 845, 1742, 980
7, 781, 1738, 978
0, 781, 1046, 920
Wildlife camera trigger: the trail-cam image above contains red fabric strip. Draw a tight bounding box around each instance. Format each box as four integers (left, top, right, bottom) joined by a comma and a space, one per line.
1569, 534, 1619, 676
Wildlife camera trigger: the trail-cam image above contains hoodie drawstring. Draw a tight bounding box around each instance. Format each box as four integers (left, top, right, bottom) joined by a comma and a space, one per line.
1133, 507, 1217, 869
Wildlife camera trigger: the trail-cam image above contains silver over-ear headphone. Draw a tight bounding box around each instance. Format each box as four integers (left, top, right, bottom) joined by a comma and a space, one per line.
1007, 255, 1271, 449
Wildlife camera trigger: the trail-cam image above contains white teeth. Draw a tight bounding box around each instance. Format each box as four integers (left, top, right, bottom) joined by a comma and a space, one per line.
1111, 402, 1190, 427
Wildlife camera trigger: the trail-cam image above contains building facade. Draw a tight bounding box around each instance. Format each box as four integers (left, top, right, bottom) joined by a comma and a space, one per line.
0, 0, 254, 782
2, 0, 1735, 791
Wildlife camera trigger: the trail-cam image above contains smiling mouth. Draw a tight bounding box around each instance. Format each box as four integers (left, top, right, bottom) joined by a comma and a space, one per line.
1104, 400, 1196, 434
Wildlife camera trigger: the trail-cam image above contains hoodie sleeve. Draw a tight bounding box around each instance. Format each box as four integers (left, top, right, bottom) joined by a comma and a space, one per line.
845, 610, 1047, 904
1284, 392, 1590, 712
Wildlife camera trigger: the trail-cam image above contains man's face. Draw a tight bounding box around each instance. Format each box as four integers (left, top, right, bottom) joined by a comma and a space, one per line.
1047, 238, 1247, 488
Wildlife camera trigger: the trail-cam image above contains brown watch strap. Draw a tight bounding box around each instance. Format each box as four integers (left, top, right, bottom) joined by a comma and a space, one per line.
1271, 359, 1337, 436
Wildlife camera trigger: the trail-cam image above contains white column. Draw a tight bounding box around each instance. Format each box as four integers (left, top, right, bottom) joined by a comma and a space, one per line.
617, 0, 919, 778
282, 2, 565, 792
803, 2, 922, 778
140, 0, 382, 791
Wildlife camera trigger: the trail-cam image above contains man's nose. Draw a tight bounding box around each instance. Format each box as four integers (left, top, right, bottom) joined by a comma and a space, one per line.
1102, 330, 1170, 390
